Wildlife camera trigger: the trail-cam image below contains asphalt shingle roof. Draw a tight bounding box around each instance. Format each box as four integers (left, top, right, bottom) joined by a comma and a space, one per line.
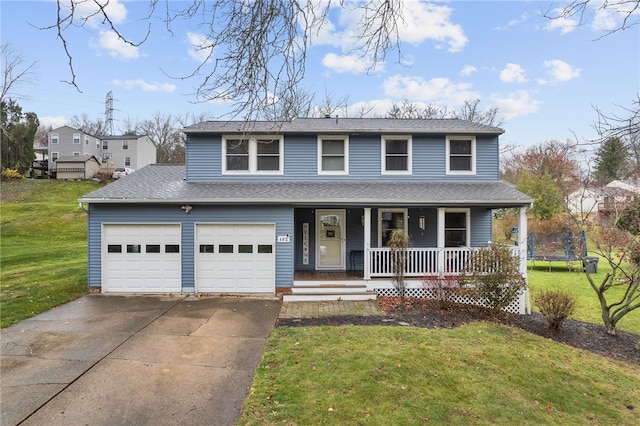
80, 165, 532, 207
184, 118, 504, 135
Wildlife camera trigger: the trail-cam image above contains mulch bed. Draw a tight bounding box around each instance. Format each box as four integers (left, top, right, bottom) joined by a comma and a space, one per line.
276, 297, 640, 365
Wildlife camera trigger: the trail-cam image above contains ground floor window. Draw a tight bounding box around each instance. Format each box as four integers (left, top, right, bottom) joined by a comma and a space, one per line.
444, 209, 469, 247
379, 208, 407, 247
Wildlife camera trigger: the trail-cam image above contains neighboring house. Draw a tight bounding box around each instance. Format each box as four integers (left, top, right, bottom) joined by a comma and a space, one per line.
55, 155, 102, 180
567, 180, 640, 221
99, 134, 157, 172
47, 126, 157, 177
79, 118, 533, 313
48, 126, 101, 173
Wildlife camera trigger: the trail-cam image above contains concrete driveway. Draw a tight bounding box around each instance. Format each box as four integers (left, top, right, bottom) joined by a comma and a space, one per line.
1, 295, 282, 426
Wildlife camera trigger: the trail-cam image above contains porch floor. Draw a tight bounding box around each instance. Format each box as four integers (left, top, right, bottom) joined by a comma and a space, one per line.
294, 270, 424, 282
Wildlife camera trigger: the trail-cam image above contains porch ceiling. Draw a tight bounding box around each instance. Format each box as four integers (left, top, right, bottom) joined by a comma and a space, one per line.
80, 164, 532, 207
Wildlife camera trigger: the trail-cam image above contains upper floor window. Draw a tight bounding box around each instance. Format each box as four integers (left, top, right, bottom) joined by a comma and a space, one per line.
102, 140, 109, 150
51, 133, 59, 144
96, 141, 100, 149
318, 136, 348, 175
444, 209, 469, 247
446, 136, 476, 175
103, 153, 112, 161
222, 136, 283, 174
382, 136, 412, 174
125, 157, 131, 166
51, 152, 59, 161
73, 133, 81, 144
122, 140, 129, 150
85, 136, 89, 145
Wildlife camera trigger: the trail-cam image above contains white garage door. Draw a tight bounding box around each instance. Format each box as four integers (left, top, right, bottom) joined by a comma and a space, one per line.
196, 224, 275, 293
103, 224, 182, 293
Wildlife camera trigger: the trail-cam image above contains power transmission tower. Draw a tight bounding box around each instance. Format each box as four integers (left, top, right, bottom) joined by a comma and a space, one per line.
105, 91, 115, 135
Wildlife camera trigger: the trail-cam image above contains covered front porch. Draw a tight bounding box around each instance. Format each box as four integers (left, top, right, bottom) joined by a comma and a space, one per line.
293, 206, 529, 278
289, 205, 530, 314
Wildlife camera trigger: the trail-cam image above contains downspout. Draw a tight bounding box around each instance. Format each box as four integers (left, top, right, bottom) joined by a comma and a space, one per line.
79, 202, 88, 213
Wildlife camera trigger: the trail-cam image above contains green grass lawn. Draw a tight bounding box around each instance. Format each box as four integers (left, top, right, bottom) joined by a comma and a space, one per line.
0, 178, 106, 328
240, 324, 640, 425
527, 260, 639, 334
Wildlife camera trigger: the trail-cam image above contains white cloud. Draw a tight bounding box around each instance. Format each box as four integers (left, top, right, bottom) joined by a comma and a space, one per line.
322, 53, 382, 74
39, 116, 68, 128
382, 75, 479, 106
312, 1, 467, 53
96, 30, 140, 60
543, 8, 579, 34
543, 59, 582, 82
113, 79, 177, 92
60, 0, 127, 28
499, 63, 527, 83
187, 32, 214, 63
460, 65, 477, 77
491, 90, 541, 120
591, 2, 640, 32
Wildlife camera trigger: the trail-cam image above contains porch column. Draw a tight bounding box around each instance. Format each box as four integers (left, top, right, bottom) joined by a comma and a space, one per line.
437, 207, 445, 276
517, 206, 528, 275
518, 205, 531, 314
363, 207, 372, 280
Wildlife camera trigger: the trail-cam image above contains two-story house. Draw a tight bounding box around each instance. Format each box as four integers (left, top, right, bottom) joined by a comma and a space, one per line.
99, 134, 157, 172
79, 118, 533, 313
48, 126, 157, 177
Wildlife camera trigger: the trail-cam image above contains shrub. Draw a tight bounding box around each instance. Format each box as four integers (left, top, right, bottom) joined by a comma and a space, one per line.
463, 243, 527, 313
423, 275, 462, 309
534, 289, 577, 331
389, 230, 409, 303
1, 168, 22, 180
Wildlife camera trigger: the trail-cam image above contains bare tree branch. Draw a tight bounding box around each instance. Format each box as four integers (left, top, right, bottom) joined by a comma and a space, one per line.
1, 42, 37, 102
41, 1, 406, 120
544, 0, 640, 38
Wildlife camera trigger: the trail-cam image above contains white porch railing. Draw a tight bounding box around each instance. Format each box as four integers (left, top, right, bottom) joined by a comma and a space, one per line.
366, 246, 525, 279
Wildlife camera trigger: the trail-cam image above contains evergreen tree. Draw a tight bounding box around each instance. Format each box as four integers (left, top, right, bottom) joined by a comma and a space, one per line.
594, 137, 629, 184
1, 99, 39, 174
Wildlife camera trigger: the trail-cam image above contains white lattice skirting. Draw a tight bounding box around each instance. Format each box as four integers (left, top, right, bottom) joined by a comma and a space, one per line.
374, 287, 529, 315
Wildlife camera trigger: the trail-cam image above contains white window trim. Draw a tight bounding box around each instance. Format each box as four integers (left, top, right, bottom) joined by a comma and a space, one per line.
73, 152, 81, 156
317, 135, 349, 175
51, 133, 59, 144
73, 133, 81, 144
377, 208, 408, 248
381, 135, 412, 175
444, 208, 471, 248
123, 140, 129, 150
446, 135, 476, 175
51, 152, 59, 161
222, 135, 284, 175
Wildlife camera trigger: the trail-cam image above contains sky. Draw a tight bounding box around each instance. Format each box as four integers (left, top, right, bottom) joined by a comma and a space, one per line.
1, 0, 638, 155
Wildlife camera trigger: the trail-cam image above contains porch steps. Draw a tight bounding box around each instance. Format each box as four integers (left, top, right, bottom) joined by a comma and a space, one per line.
282, 283, 377, 302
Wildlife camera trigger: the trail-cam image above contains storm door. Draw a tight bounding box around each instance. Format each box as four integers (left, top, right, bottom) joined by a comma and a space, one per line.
316, 210, 346, 269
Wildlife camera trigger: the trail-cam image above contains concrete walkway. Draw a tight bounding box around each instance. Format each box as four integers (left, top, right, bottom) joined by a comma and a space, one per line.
1, 295, 282, 426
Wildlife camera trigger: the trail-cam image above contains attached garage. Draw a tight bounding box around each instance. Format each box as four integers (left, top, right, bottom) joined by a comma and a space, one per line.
103, 224, 182, 293
196, 223, 275, 293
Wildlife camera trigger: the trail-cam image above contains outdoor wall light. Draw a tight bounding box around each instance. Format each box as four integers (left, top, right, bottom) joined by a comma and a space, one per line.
181, 205, 193, 213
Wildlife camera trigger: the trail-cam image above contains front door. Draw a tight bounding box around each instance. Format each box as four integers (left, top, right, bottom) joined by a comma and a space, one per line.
317, 209, 345, 269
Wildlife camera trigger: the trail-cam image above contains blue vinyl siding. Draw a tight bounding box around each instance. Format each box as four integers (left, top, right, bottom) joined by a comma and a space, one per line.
186, 135, 221, 181
88, 204, 294, 291
470, 207, 493, 247
185, 133, 500, 181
